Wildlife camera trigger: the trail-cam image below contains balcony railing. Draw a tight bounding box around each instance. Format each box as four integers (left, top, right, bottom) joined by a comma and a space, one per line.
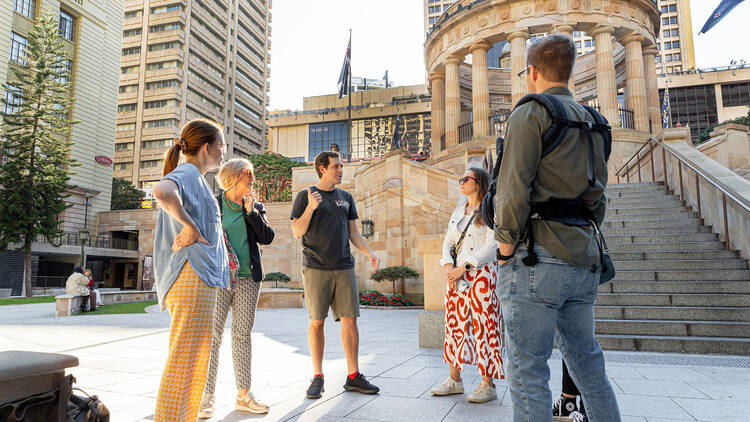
31, 276, 67, 288
36, 232, 138, 251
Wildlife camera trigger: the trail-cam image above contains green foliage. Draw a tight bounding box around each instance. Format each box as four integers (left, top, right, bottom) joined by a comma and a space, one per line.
111, 177, 145, 210
247, 152, 307, 202
74, 300, 157, 315
0, 11, 79, 296
371, 266, 419, 282
0, 296, 55, 305
263, 272, 290, 282
697, 110, 750, 144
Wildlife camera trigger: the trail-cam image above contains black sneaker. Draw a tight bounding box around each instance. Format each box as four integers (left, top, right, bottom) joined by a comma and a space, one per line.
343, 373, 379, 394
306, 375, 324, 399
552, 394, 578, 421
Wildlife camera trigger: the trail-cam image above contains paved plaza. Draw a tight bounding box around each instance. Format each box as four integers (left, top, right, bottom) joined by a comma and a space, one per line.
2, 303, 750, 421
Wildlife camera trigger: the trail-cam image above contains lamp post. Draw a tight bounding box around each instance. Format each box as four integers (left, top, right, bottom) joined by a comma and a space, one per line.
79, 196, 90, 267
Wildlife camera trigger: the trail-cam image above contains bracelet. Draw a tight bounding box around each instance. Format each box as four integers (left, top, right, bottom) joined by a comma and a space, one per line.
497, 250, 514, 261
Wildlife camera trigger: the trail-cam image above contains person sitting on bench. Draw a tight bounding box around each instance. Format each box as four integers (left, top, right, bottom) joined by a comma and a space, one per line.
65, 267, 96, 312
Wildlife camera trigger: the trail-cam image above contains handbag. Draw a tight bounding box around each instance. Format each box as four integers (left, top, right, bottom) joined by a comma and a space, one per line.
592, 222, 615, 284
68, 388, 109, 422
222, 228, 240, 283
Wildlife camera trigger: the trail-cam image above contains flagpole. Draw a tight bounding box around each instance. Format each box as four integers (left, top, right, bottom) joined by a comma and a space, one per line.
347, 29, 352, 161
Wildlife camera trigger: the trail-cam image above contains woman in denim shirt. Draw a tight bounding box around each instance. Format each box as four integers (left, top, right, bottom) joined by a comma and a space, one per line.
152, 119, 228, 422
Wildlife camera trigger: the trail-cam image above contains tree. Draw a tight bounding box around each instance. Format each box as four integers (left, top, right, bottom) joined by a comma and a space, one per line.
697, 110, 750, 144
248, 152, 307, 202
0, 11, 78, 297
111, 177, 145, 210
371, 266, 419, 295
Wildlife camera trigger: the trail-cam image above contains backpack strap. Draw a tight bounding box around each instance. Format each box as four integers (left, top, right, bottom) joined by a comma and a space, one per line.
581, 105, 612, 162
514, 93, 570, 157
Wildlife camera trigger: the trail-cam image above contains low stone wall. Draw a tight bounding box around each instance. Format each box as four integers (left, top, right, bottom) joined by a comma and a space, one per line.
257, 288, 303, 309
55, 290, 156, 317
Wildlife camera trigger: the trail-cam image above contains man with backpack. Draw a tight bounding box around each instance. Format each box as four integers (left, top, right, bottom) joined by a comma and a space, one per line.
493, 34, 621, 421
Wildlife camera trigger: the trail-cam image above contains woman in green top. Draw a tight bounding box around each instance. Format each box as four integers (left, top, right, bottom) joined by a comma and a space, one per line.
199, 158, 275, 418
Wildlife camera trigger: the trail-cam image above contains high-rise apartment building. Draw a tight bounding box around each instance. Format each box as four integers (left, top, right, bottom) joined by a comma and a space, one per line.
1, 0, 124, 294
424, 0, 696, 76
115, 0, 271, 191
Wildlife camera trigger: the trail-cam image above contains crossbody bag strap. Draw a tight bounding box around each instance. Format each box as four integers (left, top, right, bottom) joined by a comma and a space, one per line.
455, 208, 478, 254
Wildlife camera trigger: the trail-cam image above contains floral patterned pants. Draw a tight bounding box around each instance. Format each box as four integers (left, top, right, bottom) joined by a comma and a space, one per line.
443, 262, 504, 379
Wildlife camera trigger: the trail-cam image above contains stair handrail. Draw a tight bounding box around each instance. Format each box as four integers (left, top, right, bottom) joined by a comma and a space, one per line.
615, 136, 750, 253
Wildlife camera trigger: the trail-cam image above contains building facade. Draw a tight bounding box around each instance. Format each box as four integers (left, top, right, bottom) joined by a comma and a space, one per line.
425, 0, 695, 76
114, 0, 271, 192
1, 0, 126, 295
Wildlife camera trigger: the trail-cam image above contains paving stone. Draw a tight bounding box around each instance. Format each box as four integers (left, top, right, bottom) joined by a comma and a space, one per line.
612, 378, 710, 398
347, 396, 456, 422
671, 397, 750, 422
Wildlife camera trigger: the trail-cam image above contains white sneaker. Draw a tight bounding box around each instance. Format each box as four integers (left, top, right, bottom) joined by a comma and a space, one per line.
197, 394, 214, 419
236, 392, 269, 414
430, 377, 464, 396
467, 380, 497, 403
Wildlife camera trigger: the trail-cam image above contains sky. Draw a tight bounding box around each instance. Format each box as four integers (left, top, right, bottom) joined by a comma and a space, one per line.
268, 0, 750, 111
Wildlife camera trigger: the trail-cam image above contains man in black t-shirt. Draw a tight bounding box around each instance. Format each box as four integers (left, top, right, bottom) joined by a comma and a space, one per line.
290, 151, 381, 399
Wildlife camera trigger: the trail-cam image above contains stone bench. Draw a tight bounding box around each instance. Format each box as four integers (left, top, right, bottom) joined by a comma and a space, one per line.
55, 290, 156, 317
257, 288, 304, 309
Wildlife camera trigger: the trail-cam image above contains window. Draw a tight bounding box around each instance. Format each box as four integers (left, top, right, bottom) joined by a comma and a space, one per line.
59, 10, 74, 41
672, 40, 680, 49
14, 0, 34, 19
56, 59, 72, 83
122, 46, 141, 56
584, 39, 594, 48
115, 142, 134, 151
3, 85, 23, 115
665, 54, 672, 62
235, 101, 261, 119
123, 28, 141, 37
151, 4, 182, 14
118, 103, 137, 112
429, 17, 437, 25
124, 10, 142, 19
660, 84, 718, 141
664, 41, 671, 50
119, 84, 138, 94
661, 6, 668, 12
121, 65, 139, 74
9, 32, 28, 65
671, 29, 679, 37
673, 53, 681, 61
140, 159, 164, 168
147, 60, 180, 71
143, 119, 178, 128
115, 162, 133, 170
662, 17, 669, 25
117, 123, 136, 131
142, 139, 171, 149
234, 116, 261, 134
144, 99, 179, 109
669, 4, 677, 12
722, 82, 750, 107
575, 41, 581, 49
145, 80, 179, 90
148, 41, 181, 52
655, 55, 661, 63
670, 16, 677, 25
149, 23, 183, 32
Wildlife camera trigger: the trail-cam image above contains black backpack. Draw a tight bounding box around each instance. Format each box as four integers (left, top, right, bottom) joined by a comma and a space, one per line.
481, 93, 612, 230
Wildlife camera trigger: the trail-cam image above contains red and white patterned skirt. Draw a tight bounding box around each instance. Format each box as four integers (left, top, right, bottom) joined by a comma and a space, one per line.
443, 262, 504, 379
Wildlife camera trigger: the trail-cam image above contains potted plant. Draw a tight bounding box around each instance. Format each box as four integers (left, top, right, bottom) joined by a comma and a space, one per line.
263, 272, 290, 288
370, 266, 419, 295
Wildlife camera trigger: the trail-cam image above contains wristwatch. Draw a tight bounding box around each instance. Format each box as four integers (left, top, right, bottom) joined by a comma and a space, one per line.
497, 250, 514, 261
464, 263, 472, 270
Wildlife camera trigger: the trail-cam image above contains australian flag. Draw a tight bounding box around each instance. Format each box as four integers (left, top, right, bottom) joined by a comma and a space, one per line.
700, 0, 745, 34
337, 37, 351, 98
662, 88, 671, 128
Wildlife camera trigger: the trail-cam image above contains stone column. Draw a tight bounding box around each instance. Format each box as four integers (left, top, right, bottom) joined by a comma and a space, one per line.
622, 33, 649, 132
445, 56, 462, 148
508, 30, 529, 106
470, 41, 491, 138
642, 46, 661, 137
429, 72, 445, 152
591, 26, 619, 126
555, 25, 577, 96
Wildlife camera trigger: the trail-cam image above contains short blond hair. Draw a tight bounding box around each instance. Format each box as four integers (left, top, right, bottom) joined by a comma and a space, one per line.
217, 158, 253, 191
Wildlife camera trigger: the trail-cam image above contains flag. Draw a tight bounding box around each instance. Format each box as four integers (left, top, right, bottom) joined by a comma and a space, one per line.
337, 37, 351, 98
392, 114, 401, 150
383, 70, 389, 88
700, 0, 745, 34
662, 88, 671, 128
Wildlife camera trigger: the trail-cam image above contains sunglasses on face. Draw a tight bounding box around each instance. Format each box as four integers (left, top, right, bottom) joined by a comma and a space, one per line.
459, 176, 477, 185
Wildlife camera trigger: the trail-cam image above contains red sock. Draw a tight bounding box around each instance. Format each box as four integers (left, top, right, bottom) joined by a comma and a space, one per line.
348, 371, 359, 380
314, 373, 324, 378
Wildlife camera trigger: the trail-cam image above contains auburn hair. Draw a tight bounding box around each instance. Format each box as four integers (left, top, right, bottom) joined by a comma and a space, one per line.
163, 119, 223, 176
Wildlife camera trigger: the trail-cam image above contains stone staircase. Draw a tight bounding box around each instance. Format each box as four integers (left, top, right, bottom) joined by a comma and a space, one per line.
596, 182, 750, 355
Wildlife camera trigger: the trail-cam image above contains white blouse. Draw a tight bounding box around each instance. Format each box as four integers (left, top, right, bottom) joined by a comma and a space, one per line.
439, 198, 498, 269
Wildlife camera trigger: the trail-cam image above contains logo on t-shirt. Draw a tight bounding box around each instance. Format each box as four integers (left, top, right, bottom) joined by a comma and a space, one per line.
335, 200, 349, 208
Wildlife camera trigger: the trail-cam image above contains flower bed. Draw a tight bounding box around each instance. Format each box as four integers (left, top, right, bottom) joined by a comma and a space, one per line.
359, 290, 415, 307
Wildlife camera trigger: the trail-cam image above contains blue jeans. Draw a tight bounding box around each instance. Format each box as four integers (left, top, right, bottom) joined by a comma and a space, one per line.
498, 245, 620, 422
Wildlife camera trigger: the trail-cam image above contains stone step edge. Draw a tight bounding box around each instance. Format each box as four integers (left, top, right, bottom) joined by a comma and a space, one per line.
595, 305, 750, 310
596, 333, 750, 342
610, 259, 747, 264
598, 292, 750, 297
595, 318, 750, 325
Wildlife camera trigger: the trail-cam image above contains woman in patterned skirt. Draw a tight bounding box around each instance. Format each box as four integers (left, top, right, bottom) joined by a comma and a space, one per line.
198, 158, 275, 418
152, 119, 229, 421
430, 167, 504, 403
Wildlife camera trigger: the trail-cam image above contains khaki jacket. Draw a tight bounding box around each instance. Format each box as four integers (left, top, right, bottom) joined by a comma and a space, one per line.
65, 272, 90, 296
493, 86, 608, 267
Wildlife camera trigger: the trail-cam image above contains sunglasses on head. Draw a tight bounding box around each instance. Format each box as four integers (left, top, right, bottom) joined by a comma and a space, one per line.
459, 176, 477, 184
